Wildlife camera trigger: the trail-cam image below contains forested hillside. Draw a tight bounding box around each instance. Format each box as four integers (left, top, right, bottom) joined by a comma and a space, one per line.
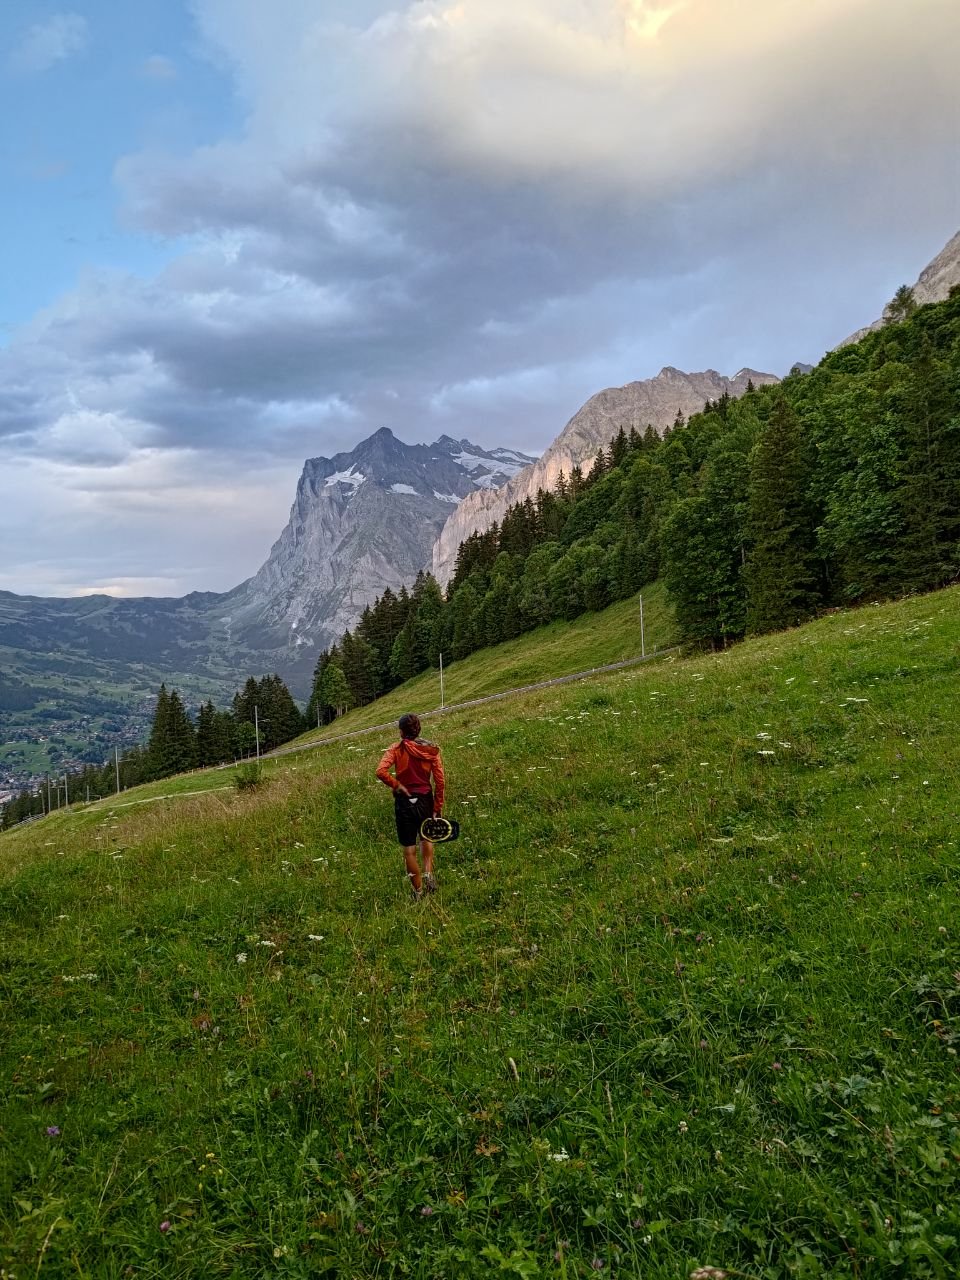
307, 287, 960, 723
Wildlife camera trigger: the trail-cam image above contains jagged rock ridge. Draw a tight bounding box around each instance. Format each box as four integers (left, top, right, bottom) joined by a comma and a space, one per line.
432, 365, 779, 587
219, 429, 536, 672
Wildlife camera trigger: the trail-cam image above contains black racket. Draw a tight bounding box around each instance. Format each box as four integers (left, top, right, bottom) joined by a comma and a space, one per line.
420, 816, 460, 843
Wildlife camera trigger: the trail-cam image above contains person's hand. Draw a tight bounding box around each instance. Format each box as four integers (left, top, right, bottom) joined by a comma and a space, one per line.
398, 785, 411, 797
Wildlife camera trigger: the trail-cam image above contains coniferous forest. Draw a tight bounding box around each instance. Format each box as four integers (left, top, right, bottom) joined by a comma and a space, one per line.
307, 287, 960, 722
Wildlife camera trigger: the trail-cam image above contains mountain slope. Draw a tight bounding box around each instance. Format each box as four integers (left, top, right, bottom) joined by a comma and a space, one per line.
2, 586, 958, 1276
432, 365, 778, 585
838, 226, 960, 347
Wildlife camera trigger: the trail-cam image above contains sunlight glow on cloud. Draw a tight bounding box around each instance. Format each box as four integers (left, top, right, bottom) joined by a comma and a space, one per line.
621, 0, 687, 41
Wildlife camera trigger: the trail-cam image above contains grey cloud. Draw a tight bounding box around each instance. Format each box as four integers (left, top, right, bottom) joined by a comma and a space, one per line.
1, 0, 957, 595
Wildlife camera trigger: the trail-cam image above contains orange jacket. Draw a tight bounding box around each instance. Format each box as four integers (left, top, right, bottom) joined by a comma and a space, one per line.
376, 737, 445, 811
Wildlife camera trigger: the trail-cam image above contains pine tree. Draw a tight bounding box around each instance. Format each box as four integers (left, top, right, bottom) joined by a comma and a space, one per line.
257, 674, 302, 747
585, 449, 607, 487
661, 449, 750, 649
148, 687, 196, 778
146, 684, 171, 779
744, 397, 821, 634
233, 677, 259, 728
893, 339, 960, 589
411, 574, 445, 669
885, 284, 917, 325
196, 701, 216, 766
211, 710, 237, 762
388, 622, 417, 685
608, 426, 629, 470
450, 581, 481, 659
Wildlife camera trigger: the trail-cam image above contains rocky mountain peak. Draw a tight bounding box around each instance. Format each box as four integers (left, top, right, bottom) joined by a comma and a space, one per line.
219, 428, 536, 675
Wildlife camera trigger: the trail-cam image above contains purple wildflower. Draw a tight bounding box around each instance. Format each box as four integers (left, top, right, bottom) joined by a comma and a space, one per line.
46, 1126, 60, 1137
159, 1221, 171, 1233
771, 1062, 782, 1071
421, 1205, 434, 1217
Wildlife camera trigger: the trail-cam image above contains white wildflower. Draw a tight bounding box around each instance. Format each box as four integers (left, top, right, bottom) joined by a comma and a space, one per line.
236, 952, 248, 964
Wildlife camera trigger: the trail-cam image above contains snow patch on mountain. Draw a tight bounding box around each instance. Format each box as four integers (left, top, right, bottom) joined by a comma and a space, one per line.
325, 467, 365, 489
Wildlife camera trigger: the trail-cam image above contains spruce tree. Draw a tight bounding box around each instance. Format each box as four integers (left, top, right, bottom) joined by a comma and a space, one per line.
146, 684, 171, 780
196, 701, 216, 766
893, 340, 960, 589
170, 691, 197, 773
744, 397, 820, 634
388, 622, 417, 685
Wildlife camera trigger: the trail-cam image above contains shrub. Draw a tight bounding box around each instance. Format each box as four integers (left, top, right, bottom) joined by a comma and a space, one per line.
233, 762, 264, 791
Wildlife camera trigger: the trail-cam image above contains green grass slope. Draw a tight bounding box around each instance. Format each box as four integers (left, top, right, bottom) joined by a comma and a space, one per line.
298, 583, 673, 744
1, 587, 959, 1278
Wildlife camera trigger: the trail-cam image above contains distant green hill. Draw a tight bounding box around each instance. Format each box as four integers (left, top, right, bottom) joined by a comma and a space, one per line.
2, 586, 959, 1276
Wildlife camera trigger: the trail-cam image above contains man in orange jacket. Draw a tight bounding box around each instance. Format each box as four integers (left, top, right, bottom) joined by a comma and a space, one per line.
376, 713, 445, 900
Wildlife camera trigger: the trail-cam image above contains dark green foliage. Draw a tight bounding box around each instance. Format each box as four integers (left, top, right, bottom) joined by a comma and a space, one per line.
318, 662, 352, 719
230, 673, 303, 752
146, 684, 196, 779
661, 450, 750, 649
233, 761, 263, 790
885, 283, 917, 324
891, 338, 960, 590
744, 397, 821, 634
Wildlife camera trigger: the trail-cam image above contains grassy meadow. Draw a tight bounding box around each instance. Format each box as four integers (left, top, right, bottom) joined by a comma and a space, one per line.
1, 586, 959, 1278
297, 583, 674, 745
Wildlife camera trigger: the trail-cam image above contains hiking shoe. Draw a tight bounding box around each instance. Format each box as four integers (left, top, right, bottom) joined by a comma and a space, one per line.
423, 874, 438, 895
409, 882, 423, 903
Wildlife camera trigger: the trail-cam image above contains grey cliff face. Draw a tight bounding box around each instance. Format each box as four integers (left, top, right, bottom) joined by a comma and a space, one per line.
838, 228, 960, 348
432, 365, 779, 587
219, 428, 536, 670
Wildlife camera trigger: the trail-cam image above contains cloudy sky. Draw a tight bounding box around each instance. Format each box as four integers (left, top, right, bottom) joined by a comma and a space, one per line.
1, 0, 957, 598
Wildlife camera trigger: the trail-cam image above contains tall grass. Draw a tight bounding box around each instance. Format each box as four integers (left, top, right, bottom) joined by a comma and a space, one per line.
1, 587, 958, 1278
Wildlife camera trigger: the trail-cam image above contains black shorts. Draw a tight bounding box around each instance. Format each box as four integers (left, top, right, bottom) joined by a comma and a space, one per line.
394, 791, 434, 846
